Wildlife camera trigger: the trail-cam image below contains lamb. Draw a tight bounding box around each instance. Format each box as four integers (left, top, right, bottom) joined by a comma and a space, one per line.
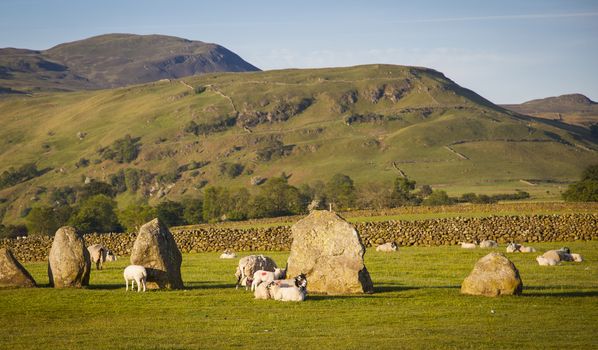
123, 265, 147, 292
536, 256, 558, 266
219, 250, 237, 259
506, 243, 521, 253
460, 242, 477, 249
253, 281, 271, 300
235, 255, 278, 290
87, 244, 118, 270
570, 253, 583, 262
376, 242, 398, 252
266, 274, 308, 302
519, 246, 536, 253
250, 266, 287, 291
479, 240, 498, 248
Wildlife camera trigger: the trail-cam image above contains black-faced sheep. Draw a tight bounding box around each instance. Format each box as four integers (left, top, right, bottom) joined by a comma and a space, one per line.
376, 242, 398, 252
124, 265, 147, 292
87, 244, 118, 270
235, 255, 278, 290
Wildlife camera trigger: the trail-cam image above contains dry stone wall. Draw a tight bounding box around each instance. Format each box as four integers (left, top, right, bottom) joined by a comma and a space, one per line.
1, 214, 596, 263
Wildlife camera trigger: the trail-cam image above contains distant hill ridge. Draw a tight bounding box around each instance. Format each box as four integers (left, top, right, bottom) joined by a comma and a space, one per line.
502, 93, 598, 127
0, 33, 260, 93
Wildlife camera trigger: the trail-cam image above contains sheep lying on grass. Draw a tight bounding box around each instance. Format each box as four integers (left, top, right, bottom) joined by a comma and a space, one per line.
506, 243, 536, 253
571, 253, 583, 262
376, 242, 398, 252
124, 265, 147, 292
235, 255, 278, 290
87, 244, 117, 270
219, 250, 237, 259
266, 274, 308, 302
536, 256, 559, 266
253, 282, 271, 300
251, 267, 287, 291
460, 242, 477, 249
479, 240, 498, 248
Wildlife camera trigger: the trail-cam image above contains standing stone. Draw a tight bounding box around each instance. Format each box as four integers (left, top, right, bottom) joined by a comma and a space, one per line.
130, 218, 183, 289
461, 252, 523, 297
48, 226, 91, 288
0, 248, 37, 288
287, 210, 374, 294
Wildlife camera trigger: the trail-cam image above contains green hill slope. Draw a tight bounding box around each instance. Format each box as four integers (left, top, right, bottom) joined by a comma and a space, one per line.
0, 64, 596, 224
0, 34, 260, 93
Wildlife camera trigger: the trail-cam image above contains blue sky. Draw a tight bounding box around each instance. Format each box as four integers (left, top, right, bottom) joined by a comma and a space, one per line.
1, 0, 597, 103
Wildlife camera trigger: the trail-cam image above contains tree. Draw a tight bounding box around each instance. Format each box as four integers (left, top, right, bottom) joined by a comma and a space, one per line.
0, 224, 28, 239
124, 168, 140, 193
118, 204, 157, 232
250, 176, 305, 218
356, 182, 393, 209
182, 197, 203, 225
423, 190, 454, 206
78, 181, 116, 201
325, 173, 356, 210
390, 176, 419, 206
202, 187, 230, 222
156, 201, 186, 227
69, 194, 121, 233
562, 164, 598, 202
26, 205, 71, 235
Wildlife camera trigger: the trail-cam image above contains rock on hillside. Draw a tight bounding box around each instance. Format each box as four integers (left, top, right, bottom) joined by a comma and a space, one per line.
0, 33, 260, 93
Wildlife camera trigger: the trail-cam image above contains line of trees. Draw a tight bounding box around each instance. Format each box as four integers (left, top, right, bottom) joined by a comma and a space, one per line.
5, 171, 536, 238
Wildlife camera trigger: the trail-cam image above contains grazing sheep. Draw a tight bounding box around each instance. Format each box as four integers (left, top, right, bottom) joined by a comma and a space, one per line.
266, 274, 308, 302
124, 265, 147, 292
570, 253, 583, 262
219, 250, 237, 259
87, 244, 118, 270
251, 267, 287, 291
536, 256, 558, 266
376, 242, 398, 252
460, 242, 477, 249
479, 240, 498, 249
235, 255, 278, 290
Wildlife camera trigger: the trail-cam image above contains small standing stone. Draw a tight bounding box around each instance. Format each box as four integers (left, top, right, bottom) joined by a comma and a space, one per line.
0, 248, 37, 288
461, 252, 523, 297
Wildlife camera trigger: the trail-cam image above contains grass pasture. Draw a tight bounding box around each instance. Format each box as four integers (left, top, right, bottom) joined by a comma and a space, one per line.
1, 241, 597, 349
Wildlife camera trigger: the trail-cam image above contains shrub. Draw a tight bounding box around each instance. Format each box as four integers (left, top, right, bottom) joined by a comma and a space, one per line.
0, 163, 41, 190
0, 224, 28, 239
99, 134, 141, 163
219, 162, 244, 179
562, 164, 598, 202
423, 190, 454, 206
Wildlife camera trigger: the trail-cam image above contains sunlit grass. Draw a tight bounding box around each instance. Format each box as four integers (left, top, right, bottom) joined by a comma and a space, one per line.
1, 241, 596, 349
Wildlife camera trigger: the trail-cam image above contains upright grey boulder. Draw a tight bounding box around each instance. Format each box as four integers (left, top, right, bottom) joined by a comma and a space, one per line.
287, 210, 374, 294
461, 252, 523, 297
0, 248, 37, 288
130, 218, 183, 289
48, 226, 91, 288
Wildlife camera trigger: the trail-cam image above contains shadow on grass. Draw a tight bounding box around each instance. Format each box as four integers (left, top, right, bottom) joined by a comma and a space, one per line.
523, 285, 598, 297
184, 281, 236, 290
87, 284, 123, 290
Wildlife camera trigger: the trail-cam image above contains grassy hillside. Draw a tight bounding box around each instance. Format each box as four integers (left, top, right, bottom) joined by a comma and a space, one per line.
0, 34, 259, 93
502, 93, 598, 128
1, 64, 597, 224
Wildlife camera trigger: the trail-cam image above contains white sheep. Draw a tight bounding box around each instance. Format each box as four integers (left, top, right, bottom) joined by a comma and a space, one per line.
87, 244, 118, 270
266, 274, 308, 302
506, 243, 521, 253
519, 246, 536, 253
479, 240, 498, 248
376, 242, 398, 252
536, 256, 558, 266
124, 265, 147, 292
542, 248, 573, 262
219, 250, 237, 259
235, 255, 278, 290
253, 282, 271, 300
460, 242, 477, 249
570, 253, 583, 262
251, 267, 287, 291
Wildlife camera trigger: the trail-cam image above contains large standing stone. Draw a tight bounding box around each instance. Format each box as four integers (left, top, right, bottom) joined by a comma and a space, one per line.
461, 252, 523, 297
0, 248, 37, 288
287, 210, 374, 294
48, 226, 91, 288
130, 218, 183, 289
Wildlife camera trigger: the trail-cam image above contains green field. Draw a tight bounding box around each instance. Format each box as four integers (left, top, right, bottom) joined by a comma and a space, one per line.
2, 241, 597, 349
